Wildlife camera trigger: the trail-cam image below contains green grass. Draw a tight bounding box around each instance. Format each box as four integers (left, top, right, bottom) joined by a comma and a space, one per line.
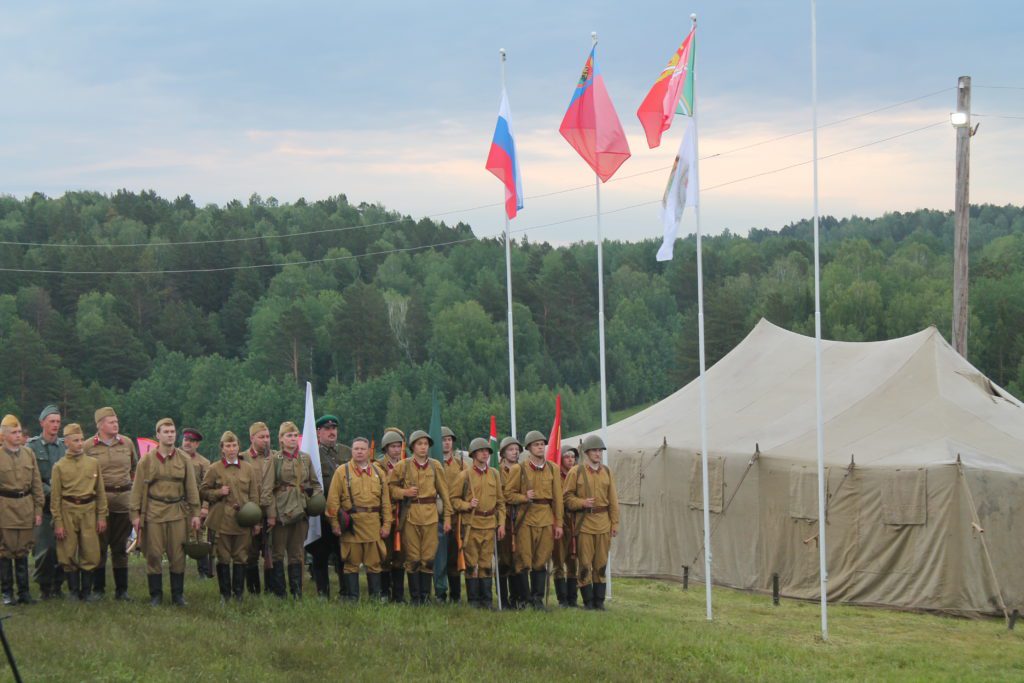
2, 561, 1023, 682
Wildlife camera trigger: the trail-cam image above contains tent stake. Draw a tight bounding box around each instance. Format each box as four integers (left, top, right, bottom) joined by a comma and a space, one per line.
772, 574, 780, 606
683, 565, 689, 590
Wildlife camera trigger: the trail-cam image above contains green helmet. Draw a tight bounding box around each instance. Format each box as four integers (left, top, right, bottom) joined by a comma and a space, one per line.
380, 431, 404, 449
183, 540, 212, 559
236, 501, 262, 527
523, 430, 547, 448
305, 492, 327, 516
499, 436, 522, 454
581, 434, 607, 452
408, 429, 433, 448
467, 437, 490, 455
441, 426, 456, 439
561, 445, 580, 459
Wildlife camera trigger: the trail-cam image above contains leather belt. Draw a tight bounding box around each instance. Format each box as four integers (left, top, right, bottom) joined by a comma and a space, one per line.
590, 506, 609, 514
532, 498, 553, 505
474, 508, 496, 517
349, 506, 382, 513
0, 489, 30, 499
62, 494, 96, 504
412, 497, 436, 504
148, 494, 185, 504
105, 484, 131, 493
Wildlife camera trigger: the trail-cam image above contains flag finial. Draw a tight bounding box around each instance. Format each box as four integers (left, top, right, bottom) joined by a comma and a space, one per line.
591, 31, 598, 45
690, 13, 697, 23
499, 48, 506, 60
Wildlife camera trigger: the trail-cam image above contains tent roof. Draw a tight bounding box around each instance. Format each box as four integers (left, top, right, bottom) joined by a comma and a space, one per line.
586, 319, 1024, 470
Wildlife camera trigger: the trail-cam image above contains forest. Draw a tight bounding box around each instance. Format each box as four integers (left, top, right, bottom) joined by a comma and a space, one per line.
1, 190, 1022, 447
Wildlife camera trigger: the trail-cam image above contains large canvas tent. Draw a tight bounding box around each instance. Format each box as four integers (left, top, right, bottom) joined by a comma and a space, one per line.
580, 319, 1024, 616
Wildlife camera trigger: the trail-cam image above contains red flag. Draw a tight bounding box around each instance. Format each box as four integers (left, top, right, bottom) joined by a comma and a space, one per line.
559, 47, 631, 182
489, 415, 500, 469
545, 394, 562, 466
637, 27, 696, 148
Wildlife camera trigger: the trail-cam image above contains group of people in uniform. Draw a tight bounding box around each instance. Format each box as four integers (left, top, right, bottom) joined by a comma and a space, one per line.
0, 404, 618, 611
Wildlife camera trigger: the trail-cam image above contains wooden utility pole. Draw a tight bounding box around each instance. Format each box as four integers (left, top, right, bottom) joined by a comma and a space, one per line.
952, 75, 971, 358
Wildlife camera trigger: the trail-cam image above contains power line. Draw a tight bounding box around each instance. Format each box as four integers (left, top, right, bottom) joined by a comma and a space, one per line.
975, 85, 1024, 91
0, 88, 953, 250
0, 118, 947, 276
974, 113, 1024, 121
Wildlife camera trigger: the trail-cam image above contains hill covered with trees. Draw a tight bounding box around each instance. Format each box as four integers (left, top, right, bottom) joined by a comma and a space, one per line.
1, 190, 1022, 445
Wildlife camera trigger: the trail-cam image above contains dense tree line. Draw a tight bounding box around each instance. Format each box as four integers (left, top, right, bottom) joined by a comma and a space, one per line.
1, 190, 1022, 446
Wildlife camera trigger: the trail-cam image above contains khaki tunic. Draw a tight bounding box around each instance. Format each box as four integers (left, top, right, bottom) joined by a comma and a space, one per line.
0, 446, 46, 558
451, 466, 507, 577
50, 451, 108, 570
268, 450, 322, 565
129, 448, 201, 574
553, 468, 577, 580
82, 435, 137, 513
376, 456, 404, 569
240, 446, 273, 565
504, 459, 563, 572
327, 462, 392, 573
564, 463, 619, 586
388, 458, 452, 573
201, 460, 260, 536
497, 463, 515, 571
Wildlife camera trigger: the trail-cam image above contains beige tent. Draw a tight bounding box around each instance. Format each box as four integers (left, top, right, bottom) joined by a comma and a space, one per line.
582, 319, 1024, 616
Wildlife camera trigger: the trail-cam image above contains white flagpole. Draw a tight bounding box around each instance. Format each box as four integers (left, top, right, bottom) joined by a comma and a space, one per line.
500, 48, 518, 439
687, 13, 713, 621
591, 30, 613, 598
810, 0, 829, 641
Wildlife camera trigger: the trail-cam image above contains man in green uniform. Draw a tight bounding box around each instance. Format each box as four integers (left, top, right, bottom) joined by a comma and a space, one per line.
240, 421, 274, 595
130, 418, 201, 606
201, 431, 261, 603
496, 435, 522, 609
376, 429, 406, 602
50, 423, 108, 602
309, 414, 351, 599
181, 428, 213, 579
327, 437, 392, 601
451, 438, 506, 609
83, 406, 137, 600
387, 430, 452, 605
564, 434, 619, 610
503, 430, 563, 610
553, 445, 579, 607
27, 405, 65, 599
0, 415, 45, 605
266, 421, 322, 599
435, 425, 466, 602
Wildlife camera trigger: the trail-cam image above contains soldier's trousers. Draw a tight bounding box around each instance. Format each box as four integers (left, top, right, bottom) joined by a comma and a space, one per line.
342, 538, 384, 574
271, 519, 308, 566
445, 523, 460, 581
55, 504, 100, 571
402, 522, 438, 574
497, 520, 514, 575
552, 525, 577, 580
382, 534, 404, 571
577, 532, 611, 586
247, 527, 264, 564
33, 509, 59, 586
144, 518, 187, 574
215, 532, 251, 564
0, 528, 34, 559
514, 524, 553, 573
463, 528, 496, 578
98, 511, 131, 570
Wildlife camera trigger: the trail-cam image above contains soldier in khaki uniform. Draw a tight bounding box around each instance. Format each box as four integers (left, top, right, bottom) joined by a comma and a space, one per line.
435, 425, 466, 602
266, 421, 322, 599
130, 418, 202, 606
503, 430, 563, 610
553, 445, 579, 607
50, 423, 108, 602
83, 406, 138, 600
496, 435, 522, 609
27, 405, 65, 599
387, 430, 452, 605
181, 428, 213, 579
564, 434, 619, 610
0, 415, 45, 605
201, 431, 261, 602
451, 438, 506, 609
375, 429, 406, 602
240, 422, 274, 595
310, 414, 351, 599
327, 437, 392, 601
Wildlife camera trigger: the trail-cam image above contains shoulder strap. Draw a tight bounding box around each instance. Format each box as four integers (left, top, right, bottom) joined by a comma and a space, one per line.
345, 462, 354, 507
274, 455, 282, 482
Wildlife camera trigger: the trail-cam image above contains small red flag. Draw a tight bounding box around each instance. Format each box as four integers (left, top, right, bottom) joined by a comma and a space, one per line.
545, 395, 562, 466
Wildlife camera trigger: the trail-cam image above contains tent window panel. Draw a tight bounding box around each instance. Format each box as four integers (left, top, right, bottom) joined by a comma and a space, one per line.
789, 465, 820, 521
881, 468, 927, 526
689, 455, 724, 514
611, 450, 643, 506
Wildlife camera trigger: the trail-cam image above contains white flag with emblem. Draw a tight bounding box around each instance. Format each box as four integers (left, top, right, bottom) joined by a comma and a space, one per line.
302, 381, 324, 546
657, 118, 699, 261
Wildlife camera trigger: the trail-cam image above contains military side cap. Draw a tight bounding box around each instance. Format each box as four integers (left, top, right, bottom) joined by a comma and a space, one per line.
441, 426, 456, 439
316, 415, 340, 429
581, 434, 607, 451
155, 417, 175, 433
249, 421, 269, 438
1, 415, 20, 430
380, 431, 404, 449
63, 423, 83, 438
279, 421, 299, 437
408, 429, 433, 447
182, 428, 203, 441
220, 431, 238, 444
499, 435, 522, 453
94, 406, 116, 424
467, 437, 490, 454
523, 430, 547, 448
39, 405, 60, 421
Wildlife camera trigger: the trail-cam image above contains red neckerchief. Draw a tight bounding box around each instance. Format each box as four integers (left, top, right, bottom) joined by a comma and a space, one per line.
474, 465, 488, 475
444, 455, 455, 465
529, 459, 545, 472
413, 458, 430, 470
222, 458, 240, 468
155, 448, 175, 463
281, 449, 299, 460
386, 459, 397, 471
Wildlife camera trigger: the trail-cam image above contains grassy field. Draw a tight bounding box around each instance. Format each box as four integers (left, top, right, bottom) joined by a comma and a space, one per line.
1, 561, 1022, 682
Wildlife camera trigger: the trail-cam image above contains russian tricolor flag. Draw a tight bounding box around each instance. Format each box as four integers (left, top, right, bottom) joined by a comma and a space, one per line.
485, 89, 524, 219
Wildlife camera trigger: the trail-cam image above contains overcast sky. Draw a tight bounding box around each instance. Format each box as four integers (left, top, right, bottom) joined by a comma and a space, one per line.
1, 1, 1022, 244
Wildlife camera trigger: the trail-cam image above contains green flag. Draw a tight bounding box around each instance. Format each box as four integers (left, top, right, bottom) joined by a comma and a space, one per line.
428, 387, 443, 462
488, 415, 499, 469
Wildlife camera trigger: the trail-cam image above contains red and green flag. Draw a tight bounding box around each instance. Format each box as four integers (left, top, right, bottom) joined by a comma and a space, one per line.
489, 415, 500, 469
637, 26, 696, 149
